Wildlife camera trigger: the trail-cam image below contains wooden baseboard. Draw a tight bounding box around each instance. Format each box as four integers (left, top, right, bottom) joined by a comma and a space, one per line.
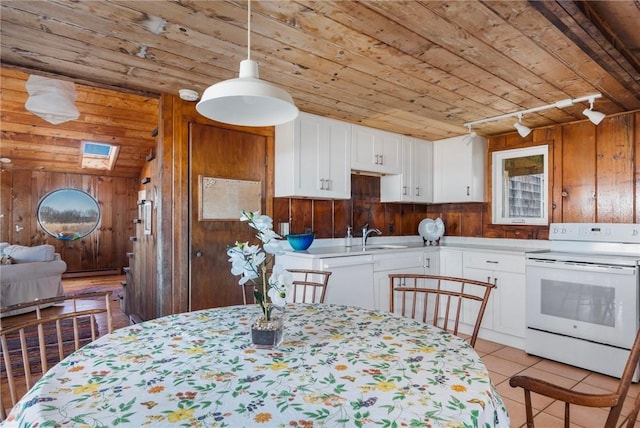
62, 269, 121, 278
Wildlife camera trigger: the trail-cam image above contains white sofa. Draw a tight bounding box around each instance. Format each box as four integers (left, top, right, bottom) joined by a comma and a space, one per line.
0, 243, 66, 317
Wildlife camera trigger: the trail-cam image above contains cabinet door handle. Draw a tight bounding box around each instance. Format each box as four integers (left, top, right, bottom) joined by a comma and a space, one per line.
320, 179, 325, 190
424, 257, 430, 269
415, 187, 420, 196
379, 154, 384, 165
493, 277, 498, 288
485, 260, 499, 264
374, 154, 380, 165
467, 185, 470, 196
402, 186, 407, 196
325, 179, 331, 191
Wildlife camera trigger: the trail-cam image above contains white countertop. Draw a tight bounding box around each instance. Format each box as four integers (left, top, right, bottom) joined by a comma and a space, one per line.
277, 235, 550, 258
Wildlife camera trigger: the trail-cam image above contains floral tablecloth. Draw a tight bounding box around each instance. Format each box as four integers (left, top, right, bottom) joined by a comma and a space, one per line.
4, 304, 509, 427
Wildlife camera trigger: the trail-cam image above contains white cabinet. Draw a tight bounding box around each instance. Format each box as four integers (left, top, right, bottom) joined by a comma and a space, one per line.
351, 124, 402, 174
380, 137, 433, 203
276, 253, 375, 309
462, 250, 526, 347
275, 112, 351, 199
372, 249, 440, 312
439, 247, 463, 277
432, 135, 486, 203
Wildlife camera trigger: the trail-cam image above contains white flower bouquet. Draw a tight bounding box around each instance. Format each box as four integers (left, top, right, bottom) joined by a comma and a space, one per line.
227, 211, 292, 320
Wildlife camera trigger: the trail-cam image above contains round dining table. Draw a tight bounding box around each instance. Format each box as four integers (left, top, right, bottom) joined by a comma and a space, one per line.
4, 303, 509, 427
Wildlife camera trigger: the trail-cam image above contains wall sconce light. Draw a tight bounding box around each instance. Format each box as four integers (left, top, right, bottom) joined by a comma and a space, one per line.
513, 114, 532, 137
582, 97, 605, 125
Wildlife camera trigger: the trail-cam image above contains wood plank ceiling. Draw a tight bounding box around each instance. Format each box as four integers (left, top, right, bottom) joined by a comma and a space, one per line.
1, 1, 639, 141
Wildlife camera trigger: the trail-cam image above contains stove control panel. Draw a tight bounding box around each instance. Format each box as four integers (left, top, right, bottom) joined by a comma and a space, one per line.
549, 223, 640, 243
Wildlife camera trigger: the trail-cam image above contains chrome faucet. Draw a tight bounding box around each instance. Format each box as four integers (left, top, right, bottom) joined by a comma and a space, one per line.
361, 224, 382, 248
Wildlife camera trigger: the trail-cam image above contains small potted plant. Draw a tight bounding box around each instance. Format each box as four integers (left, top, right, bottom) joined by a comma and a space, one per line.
227, 210, 292, 348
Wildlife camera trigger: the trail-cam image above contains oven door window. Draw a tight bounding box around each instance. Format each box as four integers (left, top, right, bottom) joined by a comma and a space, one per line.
541, 280, 615, 327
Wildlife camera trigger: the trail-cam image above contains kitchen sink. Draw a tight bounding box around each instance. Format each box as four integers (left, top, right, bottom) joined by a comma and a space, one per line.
363, 245, 409, 250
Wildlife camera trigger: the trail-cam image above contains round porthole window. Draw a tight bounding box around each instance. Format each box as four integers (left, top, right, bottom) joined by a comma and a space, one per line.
36, 188, 101, 240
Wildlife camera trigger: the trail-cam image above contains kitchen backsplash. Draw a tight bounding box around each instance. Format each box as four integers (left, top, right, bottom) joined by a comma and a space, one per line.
273, 174, 489, 240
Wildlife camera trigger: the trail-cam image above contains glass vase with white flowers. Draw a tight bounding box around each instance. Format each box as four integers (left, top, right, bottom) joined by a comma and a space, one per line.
227, 211, 292, 325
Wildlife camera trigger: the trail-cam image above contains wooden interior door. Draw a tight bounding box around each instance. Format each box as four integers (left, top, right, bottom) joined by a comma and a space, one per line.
189, 123, 267, 310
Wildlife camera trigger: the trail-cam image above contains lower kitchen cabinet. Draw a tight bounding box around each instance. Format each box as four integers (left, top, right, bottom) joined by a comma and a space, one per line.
439, 247, 463, 277
276, 253, 375, 310
462, 250, 526, 348
373, 249, 440, 312
277, 245, 527, 349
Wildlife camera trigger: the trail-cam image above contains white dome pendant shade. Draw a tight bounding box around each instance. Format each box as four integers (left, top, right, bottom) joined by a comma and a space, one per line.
196, 0, 298, 127
196, 59, 298, 126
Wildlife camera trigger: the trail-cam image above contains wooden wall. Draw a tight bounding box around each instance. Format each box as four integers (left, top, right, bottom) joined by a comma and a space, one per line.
0, 170, 139, 273
0, 68, 159, 274
274, 111, 639, 241
127, 158, 158, 321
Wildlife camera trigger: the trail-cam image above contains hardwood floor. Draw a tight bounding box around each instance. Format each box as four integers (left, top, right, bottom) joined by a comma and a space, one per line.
61, 274, 130, 330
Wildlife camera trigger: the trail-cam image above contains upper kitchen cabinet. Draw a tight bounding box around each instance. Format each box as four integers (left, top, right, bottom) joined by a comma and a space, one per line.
381, 136, 433, 203
275, 112, 351, 199
351, 124, 402, 175
433, 135, 486, 203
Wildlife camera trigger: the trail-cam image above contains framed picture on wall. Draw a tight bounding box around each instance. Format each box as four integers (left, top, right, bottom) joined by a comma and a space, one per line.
143, 200, 152, 235
198, 176, 261, 221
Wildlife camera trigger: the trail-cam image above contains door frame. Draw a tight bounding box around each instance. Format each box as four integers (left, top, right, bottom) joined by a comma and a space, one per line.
158, 94, 275, 315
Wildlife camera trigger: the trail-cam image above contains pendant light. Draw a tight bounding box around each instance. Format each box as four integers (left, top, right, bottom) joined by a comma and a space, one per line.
196, 0, 298, 127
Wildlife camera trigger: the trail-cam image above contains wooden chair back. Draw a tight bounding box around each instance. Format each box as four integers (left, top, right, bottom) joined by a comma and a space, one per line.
0, 291, 113, 420
388, 274, 496, 348
510, 326, 640, 428
287, 269, 332, 304
242, 283, 257, 305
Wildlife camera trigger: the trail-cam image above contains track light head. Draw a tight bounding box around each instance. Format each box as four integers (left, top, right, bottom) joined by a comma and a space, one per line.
582, 98, 605, 125
513, 114, 532, 137
463, 125, 477, 145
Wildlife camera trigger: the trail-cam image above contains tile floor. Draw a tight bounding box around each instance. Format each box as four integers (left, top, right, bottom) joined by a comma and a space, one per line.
475, 337, 639, 427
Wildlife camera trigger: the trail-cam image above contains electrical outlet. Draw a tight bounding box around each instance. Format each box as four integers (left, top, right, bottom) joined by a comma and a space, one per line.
388, 223, 394, 233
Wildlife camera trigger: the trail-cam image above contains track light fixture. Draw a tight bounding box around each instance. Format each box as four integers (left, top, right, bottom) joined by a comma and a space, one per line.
513, 114, 532, 137
196, 0, 298, 126
462, 124, 478, 144
582, 97, 605, 125
464, 93, 604, 133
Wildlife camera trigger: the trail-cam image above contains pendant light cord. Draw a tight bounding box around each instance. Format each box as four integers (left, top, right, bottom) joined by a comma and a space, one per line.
247, 0, 251, 61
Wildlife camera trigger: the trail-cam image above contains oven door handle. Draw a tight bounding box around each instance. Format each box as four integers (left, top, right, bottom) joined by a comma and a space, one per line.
527, 259, 638, 275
